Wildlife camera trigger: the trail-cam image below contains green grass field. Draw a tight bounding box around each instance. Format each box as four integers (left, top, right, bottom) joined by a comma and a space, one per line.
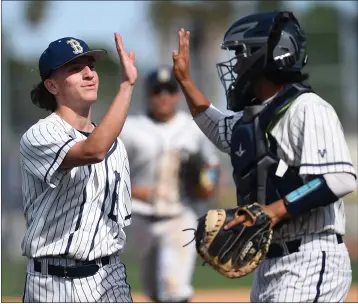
2, 254, 358, 298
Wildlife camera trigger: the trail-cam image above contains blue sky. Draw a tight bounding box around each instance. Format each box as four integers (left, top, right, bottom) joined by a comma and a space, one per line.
2, 1, 357, 64
2, 1, 158, 64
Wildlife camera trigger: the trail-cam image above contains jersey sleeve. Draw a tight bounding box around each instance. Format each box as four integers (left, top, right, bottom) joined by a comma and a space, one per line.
197, 131, 220, 166
296, 102, 356, 177
119, 145, 132, 227
194, 104, 243, 154
19, 122, 79, 188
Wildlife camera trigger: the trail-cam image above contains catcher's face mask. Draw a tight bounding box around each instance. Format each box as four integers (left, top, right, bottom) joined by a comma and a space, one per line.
217, 11, 307, 112
217, 43, 267, 112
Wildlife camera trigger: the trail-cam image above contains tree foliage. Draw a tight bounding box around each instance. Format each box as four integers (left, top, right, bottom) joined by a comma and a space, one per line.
1, 1, 351, 133
24, 1, 48, 27
149, 1, 235, 32
301, 5, 343, 115
257, 0, 281, 12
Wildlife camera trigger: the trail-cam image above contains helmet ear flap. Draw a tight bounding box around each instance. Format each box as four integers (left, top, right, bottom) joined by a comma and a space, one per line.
267, 12, 290, 55
266, 11, 304, 72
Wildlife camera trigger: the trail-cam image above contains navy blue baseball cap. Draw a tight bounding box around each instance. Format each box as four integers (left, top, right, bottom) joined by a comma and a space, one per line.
146, 65, 179, 94
39, 37, 107, 81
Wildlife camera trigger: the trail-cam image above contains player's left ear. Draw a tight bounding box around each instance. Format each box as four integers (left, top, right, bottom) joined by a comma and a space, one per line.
44, 79, 59, 96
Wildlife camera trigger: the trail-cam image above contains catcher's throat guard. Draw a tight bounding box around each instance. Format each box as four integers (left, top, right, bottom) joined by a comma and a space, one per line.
195, 203, 273, 278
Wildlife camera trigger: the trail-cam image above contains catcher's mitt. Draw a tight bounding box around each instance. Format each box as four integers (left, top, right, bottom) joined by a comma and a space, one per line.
195, 203, 273, 278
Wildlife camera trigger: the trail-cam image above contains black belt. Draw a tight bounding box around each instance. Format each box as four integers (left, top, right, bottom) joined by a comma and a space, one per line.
33, 256, 110, 278
266, 234, 343, 259
136, 213, 179, 222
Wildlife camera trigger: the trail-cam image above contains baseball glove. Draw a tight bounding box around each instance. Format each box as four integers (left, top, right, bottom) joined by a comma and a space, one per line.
195, 203, 273, 278
179, 152, 217, 199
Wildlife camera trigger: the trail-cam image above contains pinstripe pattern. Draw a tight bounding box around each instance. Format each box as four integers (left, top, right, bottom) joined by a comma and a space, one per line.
250, 233, 352, 302
193, 92, 355, 302
194, 93, 356, 241
23, 255, 132, 302
20, 112, 132, 302
20, 113, 132, 260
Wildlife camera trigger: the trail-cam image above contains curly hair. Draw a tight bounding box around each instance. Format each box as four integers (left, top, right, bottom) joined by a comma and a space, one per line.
30, 81, 57, 112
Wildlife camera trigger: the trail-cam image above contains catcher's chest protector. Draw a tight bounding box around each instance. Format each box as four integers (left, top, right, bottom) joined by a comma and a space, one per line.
230, 83, 313, 206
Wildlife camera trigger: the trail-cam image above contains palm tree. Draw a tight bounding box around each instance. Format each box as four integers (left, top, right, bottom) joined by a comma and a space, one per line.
24, 0, 49, 27
4, 1, 51, 135
3, 0, 50, 142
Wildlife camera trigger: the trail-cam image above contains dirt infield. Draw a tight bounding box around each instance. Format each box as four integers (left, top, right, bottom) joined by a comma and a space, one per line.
3, 286, 357, 302
132, 286, 358, 302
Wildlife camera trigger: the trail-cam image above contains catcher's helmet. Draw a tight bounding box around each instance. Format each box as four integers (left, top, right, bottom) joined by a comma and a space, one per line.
217, 11, 308, 112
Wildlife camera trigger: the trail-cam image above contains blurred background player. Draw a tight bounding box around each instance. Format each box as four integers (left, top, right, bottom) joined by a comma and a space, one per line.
120, 65, 220, 302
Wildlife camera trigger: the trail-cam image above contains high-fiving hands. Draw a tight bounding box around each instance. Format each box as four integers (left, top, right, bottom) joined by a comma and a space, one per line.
172, 28, 211, 116
114, 32, 137, 86
172, 28, 191, 83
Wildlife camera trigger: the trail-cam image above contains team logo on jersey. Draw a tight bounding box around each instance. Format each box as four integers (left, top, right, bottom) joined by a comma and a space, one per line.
67, 39, 84, 54
235, 144, 246, 157
318, 149, 327, 158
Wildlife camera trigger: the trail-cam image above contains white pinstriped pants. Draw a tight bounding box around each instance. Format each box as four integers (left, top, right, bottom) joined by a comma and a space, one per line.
23, 254, 132, 303
251, 233, 352, 302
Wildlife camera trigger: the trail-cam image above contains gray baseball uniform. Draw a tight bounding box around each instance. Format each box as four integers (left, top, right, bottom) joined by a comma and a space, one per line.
120, 110, 219, 302
20, 113, 132, 302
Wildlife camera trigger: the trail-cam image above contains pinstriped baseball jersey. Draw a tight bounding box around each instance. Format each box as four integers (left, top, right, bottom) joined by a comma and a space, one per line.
20, 112, 132, 261
194, 92, 356, 241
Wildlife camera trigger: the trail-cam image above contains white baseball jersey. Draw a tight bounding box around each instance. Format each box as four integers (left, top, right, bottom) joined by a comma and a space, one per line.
121, 111, 219, 302
194, 92, 356, 242
120, 111, 219, 217
20, 112, 132, 261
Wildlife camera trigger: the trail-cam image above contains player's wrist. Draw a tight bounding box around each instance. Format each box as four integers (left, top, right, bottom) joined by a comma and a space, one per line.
119, 81, 135, 90
178, 79, 211, 117
178, 77, 194, 87
265, 199, 290, 227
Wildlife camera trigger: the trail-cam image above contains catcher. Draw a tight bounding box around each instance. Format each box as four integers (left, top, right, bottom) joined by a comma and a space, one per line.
120, 65, 220, 302
172, 11, 356, 302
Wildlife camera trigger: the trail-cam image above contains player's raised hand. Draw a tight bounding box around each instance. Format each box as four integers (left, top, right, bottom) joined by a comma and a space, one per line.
172, 28, 191, 83
114, 32, 137, 85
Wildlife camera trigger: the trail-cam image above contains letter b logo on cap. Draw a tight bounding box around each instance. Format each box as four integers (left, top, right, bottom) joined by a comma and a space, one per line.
67, 39, 83, 54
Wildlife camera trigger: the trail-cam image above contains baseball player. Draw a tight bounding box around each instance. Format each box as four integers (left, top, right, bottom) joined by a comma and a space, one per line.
172, 11, 356, 303
20, 34, 136, 302
120, 65, 220, 302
